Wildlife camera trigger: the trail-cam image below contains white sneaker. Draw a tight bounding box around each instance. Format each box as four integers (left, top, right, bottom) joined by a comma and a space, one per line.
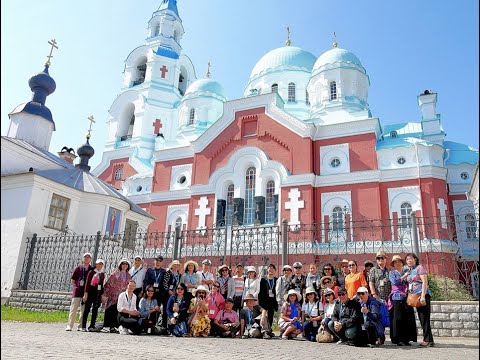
65, 325, 72, 331
80, 328, 87, 332
118, 326, 129, 335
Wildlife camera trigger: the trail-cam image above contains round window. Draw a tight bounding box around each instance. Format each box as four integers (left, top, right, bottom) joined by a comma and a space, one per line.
397, 157, 406, 165
461, 172, 469, 180
178, 175, 187, 184
136, 185, 142, 192
330, 158, 341, 168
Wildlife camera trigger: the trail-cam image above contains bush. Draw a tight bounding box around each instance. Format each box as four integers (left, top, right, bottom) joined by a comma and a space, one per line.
428, 275, 476, 301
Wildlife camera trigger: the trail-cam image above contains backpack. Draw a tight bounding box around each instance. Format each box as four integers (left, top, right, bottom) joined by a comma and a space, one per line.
377, 299, 390, 328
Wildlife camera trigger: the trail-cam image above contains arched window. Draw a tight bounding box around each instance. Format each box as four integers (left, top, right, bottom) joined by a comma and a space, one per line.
330, 81, 337, 100
332, 206, 344, 232
154, 23, 160, 37
244, 167, 256, 225
114, 167, 123, 180
271, 84, 278, 93
173, 30, 177, 42
305, 90, 310, 105
175, 217, 183, 229
188, 108, 195, 125
265, 180, 275, 224
288, 83, 296, 102
178, 66, 188, 95
132, 57, 147, 86
465, 214, 477, 239
225, 184, 235, 226
390, 131, 398, 138
127, 113, 135, 137
400, 202, 413, 228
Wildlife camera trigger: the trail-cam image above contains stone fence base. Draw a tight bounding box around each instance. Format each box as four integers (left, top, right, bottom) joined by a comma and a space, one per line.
5, 291, 479, 337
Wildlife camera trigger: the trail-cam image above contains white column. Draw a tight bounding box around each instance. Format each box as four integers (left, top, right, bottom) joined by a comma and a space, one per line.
195, 196, 211, 229
285, 188, 304, 226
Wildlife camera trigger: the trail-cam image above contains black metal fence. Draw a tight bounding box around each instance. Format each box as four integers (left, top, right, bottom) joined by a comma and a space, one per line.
18, 214, 479, 298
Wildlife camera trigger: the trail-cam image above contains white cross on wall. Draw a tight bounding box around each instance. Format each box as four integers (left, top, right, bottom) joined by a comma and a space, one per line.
285, 188, 304, 225
195, 196, 211, 229
437, 198, 448, 229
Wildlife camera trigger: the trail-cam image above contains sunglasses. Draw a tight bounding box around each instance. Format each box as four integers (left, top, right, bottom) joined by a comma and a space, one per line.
341, 265, 348, 268
212, 285, 220, 288
323, 280, 331, 285
197, 292, 206, 295
376, 257, 385, 260
338, 293, 347, 296
323, 268, 332, 271
357, 292, 366, 296
176, 288, 184, 291
325, 293, 334, 297
147, 289, 154, 293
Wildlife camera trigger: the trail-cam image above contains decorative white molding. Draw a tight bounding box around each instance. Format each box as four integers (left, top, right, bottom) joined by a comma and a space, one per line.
313, 118, 381, 140
170, 164, 192, 190
320, 143, 350, 175
437, 198, 448, 229
166, 204, 189, 232
387, 186, 421, 218
153, 145, 194, 161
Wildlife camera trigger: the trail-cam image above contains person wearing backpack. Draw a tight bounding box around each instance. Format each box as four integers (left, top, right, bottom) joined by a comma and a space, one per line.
357, 287, 385, 348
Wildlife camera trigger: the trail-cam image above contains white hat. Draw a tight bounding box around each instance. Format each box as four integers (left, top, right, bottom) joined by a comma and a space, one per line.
293, 261, 303, 268
357, 287, 369, 294
95, 259, 104, 265
134, 255, 143, 260
246, 266, 257, 274
305, 286, 317, 296
192, 285, 210, 297
202, 259, 212, 265
282, 265, 293, 271
284, 289, 302, 302
168, 259, 181, 268
117, 258, 131, 269
83, 252, 92, 258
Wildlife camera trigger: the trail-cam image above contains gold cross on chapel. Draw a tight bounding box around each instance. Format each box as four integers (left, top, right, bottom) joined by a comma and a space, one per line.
45, 39, 59, 67
86, 115, 95, 138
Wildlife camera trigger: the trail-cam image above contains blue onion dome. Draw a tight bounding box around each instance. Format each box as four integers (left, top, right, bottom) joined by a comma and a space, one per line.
76, 137, 95, 172
249, 46, 317, 82
312, 47, 366, 76
183, 78, 226, 101
28, 66, 56, 100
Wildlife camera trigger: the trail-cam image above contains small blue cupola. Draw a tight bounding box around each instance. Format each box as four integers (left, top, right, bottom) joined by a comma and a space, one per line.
158, 0, 179, 16
7, 59, 58, 150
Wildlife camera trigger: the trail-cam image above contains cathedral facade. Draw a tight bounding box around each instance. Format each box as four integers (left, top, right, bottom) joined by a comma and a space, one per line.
93, 1, 478, 259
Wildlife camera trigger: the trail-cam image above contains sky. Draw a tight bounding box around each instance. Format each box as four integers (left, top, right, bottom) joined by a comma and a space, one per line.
2, 0, 479, 170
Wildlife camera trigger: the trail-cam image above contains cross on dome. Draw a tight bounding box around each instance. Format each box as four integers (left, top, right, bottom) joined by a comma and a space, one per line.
206, 61, 211, 78
45, 39, 59, 67
332, 32, 338, 48
86, 115, 95, 138
285, 26, 291, 46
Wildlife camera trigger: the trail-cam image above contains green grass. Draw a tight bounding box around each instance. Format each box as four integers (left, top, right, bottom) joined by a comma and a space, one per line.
428, 275, 476, 301
0, 305, 104, 323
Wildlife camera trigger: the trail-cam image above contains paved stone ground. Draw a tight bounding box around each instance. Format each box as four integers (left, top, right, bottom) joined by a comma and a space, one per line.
1, 321, 479, 360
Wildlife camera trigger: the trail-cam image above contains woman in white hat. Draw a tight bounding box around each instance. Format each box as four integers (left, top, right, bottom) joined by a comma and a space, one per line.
167, 260, 182, 296
188, 285, 211, 336
102, 259, 132, 333
302, 287, 323, 342
278, 289, 303, 340
275, 265, 293, 311
243, 266, 260, 300
180, 260, 200, 293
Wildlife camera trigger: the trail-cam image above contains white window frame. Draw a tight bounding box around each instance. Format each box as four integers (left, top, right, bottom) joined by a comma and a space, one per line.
287, 83, 296, 102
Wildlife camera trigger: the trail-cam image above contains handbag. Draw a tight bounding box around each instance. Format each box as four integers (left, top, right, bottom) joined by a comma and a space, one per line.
406, 292, 423, 307
316, 325, 334, 343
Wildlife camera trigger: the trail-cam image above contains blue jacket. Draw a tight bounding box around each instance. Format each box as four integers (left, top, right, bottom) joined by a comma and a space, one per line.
360, 296, 385, 337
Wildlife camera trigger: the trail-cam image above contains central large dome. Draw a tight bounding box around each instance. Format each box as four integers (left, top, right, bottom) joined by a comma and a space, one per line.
249, 46, 317, 83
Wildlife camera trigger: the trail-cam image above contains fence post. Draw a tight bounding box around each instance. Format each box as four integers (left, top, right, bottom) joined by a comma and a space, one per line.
93, 231, 101, 260
22, 233, 37, 290
173, 226, 181, 260
282, 219, 288, 266
411, 212, 420, 255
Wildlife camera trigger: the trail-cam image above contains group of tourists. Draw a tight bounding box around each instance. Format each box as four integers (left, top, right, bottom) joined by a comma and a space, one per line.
66, 250, 434, 347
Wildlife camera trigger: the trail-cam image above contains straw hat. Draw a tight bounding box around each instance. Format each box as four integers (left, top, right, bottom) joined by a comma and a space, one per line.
337, 259, 349, 267
218, 264, 229, 272
243, 293, 257, 302
192, 285, 210, 297
320, 275, 334, 285
184, 260, 199, 272
284, 289, 302, 302
390, 254, 405, 267
168, 259, 181, 269
305, 287, 317, 296
375, 250, 387, 258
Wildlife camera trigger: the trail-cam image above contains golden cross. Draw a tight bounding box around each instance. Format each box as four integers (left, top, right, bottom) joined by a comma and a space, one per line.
286, 26, 291, 46
206, 61, 211, 78
86, 115, 95, 138
333, 32, 338, 48
45, 39, 59, 67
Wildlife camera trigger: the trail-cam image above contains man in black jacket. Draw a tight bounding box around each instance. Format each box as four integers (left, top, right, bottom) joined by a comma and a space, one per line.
143, 256, 170, 328
328, 287, 366, 346
258, 264, 278, 329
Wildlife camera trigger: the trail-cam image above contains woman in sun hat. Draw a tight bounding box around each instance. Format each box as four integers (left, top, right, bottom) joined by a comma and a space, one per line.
302, 286, 323, 341
389, 254, 417, 346
217, 264, 234, 300
167, 260, 182, 296
188, 285, 211, 336
320, 275, 339, 304
180, 260, 200, 293
278, 289, 303, 339
243, 266, 260, 299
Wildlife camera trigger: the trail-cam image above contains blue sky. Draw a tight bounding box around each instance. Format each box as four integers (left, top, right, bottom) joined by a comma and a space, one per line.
2, 0, 478, 169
